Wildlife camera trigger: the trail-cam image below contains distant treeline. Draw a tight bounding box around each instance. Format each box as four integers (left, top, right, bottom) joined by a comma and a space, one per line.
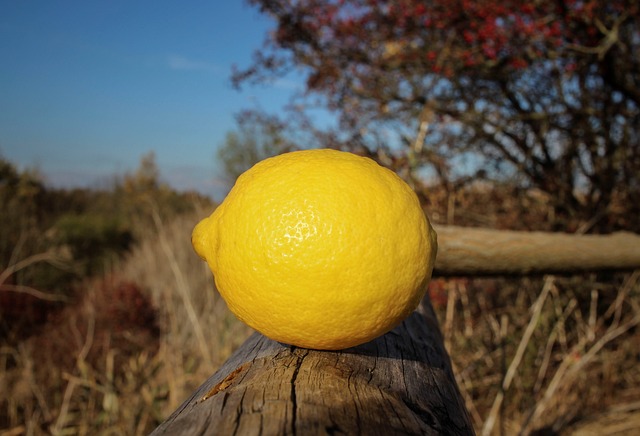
0, 153, 213, 305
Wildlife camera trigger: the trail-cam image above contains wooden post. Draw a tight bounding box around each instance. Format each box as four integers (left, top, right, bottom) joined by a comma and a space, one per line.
150, 295, 474, 435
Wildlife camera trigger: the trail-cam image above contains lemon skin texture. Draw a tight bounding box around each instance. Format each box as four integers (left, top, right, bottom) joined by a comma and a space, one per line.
192, 149, 437, 350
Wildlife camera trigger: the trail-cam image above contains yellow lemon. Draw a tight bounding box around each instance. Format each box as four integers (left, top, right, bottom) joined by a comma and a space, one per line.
192, 149, 437, 350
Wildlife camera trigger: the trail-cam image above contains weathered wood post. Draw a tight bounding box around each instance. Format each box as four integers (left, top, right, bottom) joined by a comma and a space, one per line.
150, 294, 474, 435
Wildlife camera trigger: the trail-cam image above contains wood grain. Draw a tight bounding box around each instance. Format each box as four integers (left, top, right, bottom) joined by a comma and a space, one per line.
150, 296, 474, 435
435, 226, 640, 276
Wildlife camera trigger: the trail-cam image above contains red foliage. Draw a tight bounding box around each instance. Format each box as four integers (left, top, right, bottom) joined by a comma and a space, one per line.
0, 279, 65, 339
245, 0, 638, 83
11, 276, 160, 374
100, 279, 158, 335
428, 278, 448, 309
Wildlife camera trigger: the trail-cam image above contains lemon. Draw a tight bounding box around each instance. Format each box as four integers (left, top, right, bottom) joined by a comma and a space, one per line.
192, 149, 437, 350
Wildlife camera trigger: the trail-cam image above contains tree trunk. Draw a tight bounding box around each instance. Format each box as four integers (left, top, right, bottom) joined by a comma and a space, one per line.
150, 296, 474, 435
434, 226, 640, 276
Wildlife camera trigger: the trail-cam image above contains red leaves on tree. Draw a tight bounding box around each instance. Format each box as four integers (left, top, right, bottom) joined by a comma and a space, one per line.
246, 0, 637, 77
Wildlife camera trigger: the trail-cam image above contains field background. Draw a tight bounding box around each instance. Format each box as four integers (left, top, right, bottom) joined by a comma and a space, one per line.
1, 156, 639, 435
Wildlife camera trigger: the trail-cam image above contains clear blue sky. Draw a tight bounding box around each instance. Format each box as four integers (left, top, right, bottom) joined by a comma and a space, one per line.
0, 1, 299, 200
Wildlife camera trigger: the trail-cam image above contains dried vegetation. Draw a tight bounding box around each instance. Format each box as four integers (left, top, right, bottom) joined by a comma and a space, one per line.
1, 183, 639, 435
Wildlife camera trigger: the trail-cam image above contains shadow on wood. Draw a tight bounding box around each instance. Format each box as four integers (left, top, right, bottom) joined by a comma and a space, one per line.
150, 296, 474, 435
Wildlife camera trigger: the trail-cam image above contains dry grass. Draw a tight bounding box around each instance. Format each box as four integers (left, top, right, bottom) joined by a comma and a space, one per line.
436, 272, 640, 435
119, 208, 253, 412
1, 204, 639, 434
1, 206, 252, 435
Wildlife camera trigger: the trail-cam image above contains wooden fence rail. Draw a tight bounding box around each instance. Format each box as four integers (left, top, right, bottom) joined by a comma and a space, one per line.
435, 226, 640, 276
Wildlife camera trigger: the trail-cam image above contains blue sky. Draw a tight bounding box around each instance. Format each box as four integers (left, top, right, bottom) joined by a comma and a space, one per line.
0, 1, 300, 200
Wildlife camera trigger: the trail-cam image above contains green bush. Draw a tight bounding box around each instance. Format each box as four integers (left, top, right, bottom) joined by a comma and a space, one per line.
53, 213, 133, 276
